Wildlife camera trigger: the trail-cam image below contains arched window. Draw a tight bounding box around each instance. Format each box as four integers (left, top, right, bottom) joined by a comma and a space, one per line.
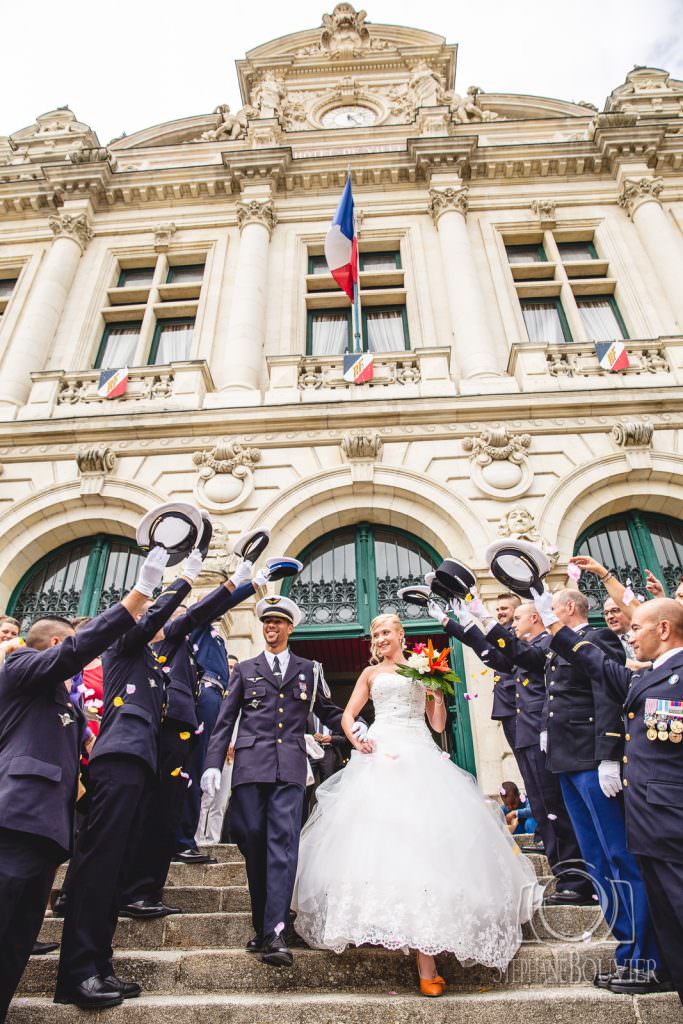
8, 535, 144, 632
287, 524, 438, 632
283, 524, 477, 777
574, 511, 683, 618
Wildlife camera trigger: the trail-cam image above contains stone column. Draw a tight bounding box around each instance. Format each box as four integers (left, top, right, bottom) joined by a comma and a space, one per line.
618, 175, 683, 330
429, 183, 500, 379
220, 194, 277, 395
0, 205, 92, 412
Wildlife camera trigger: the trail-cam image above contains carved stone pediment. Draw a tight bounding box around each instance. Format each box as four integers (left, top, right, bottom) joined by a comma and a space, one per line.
9, 108, 99, 160
606, 67, 683, 117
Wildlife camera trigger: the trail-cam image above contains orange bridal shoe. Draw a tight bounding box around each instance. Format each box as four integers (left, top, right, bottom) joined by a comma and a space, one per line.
419, 975, 446, 997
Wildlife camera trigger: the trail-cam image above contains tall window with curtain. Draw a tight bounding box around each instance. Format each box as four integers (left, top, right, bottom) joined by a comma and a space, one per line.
520, 300, 571, 344
308, 311, 351, 355
364, 308, 408, 352
576, 297, 627, 342
150, 318, 195, 364
95, 323, 141, 369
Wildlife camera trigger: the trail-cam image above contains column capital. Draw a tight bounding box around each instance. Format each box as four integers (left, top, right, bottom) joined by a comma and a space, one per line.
428, 185, 468, 226
617, 176, 663, 219
48, 211, 93, 252
236, 199, 277, 237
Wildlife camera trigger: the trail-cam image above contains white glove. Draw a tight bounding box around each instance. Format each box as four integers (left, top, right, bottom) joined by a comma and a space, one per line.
450, 598, 475, 629
539, 730, 548, 753
531, 587, 559, 627
135, 546, 170, 597
251, 565, 271, 589
183, 548, 204, 582
598, 760, 623, 799
427, 599, 449, 626
200, 768, 222, 798
229, 560, 253, 588
351, 721, 368, 742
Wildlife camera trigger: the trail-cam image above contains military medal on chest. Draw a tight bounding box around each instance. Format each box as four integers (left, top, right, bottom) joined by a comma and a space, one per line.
644, 697, 683, 743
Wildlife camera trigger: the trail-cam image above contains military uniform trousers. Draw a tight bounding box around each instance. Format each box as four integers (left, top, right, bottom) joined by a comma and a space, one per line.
560, 770, 661, 970
514, 745, 592, 898
56, 755, 155, 990
177, 684, 223, 851
230, 781, 305, 940
636, 856, 683, 1003
0, 828, 62, 1022
123, 718, 197, 905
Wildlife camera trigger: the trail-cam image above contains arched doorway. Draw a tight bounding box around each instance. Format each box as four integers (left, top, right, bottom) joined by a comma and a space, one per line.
574, 510, 683, 622
8, 535, 144, 632
283, 523, 476, 775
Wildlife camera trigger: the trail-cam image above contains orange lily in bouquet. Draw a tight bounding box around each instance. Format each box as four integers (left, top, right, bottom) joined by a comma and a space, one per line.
396, 638, 459, 697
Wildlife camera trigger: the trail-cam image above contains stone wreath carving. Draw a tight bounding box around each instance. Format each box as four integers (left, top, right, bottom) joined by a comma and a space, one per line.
463, 429, 533, 499
193, 441, 261, 512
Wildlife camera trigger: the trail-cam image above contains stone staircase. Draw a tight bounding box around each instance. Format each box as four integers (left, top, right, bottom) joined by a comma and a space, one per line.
9, 836, 679, 1023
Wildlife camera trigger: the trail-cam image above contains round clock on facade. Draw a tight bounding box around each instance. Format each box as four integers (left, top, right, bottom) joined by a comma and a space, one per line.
321, 105, 377, 128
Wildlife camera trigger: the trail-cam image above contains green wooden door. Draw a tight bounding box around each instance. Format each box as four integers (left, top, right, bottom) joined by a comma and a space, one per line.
8, 535, 144, 632
575, 511, 683, 623
282, 524, 477, 776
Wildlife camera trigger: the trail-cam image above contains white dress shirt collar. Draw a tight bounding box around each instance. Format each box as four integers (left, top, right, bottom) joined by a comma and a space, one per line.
264, 647, 290, 675
652, 646, 683, 671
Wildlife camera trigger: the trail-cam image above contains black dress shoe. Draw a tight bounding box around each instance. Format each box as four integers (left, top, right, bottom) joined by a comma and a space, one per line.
51, 893, 67, 918
245, 934, 263, 954
102, 974, 142, 999
120, 899, 178, 919
527, 842, 546, 855
31, 941, 59, 955
172, 848, 215, 864
608, 969, 674, 995
260, 934, 293, 968
54, 975, 124, 1008
594, 965, 629, 989
543, 890, 596, 907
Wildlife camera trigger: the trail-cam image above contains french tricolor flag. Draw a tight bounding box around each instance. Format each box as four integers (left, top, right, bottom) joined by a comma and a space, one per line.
324, 176, 358, 302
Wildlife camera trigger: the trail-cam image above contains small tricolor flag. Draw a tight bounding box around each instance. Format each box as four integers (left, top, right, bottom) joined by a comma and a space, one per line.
594, 340, 629, 372
343, 352, 374, 385
324, 176, 358, 303
97, 367, 128, 399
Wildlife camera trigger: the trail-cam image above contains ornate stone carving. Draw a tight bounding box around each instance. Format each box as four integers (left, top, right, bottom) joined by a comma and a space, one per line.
440, 85, 499, 124
530, 198, 556, 226
496, 506, 559, 567
606, 67, 683, 117
76, 446, 117, 474
198, 104, 256, 142
252, 73, 286, 118
464, 429, 532, 498
611, 421, 654, 448
340, 429, 382, 460
321, 4, 370, 55
48, 212, 92, 252
68, 146, 115, 165
76, 446, 116, 495
56, 370, 175, 405
236, 199, 277, 236
618, 176, 664, 218
193, 441, 261, 512
154, 221, 176, 251
428, 186, 468, 224
463, 428, 531, 467
297, 354, 421, 390
409, 62, 444, 108
546, 345, 669, 377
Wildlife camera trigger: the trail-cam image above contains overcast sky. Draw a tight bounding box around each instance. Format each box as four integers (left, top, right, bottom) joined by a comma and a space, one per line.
2, 0, 683, 143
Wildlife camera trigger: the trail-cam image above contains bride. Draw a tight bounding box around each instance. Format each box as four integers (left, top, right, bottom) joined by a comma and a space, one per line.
293, 613, 543, 997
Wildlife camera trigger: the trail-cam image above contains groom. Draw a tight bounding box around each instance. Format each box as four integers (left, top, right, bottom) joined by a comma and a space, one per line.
201, 595, 366, 966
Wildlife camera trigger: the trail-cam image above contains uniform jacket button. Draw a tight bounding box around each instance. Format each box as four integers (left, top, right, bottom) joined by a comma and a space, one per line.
623, 779, 628, 787
623, 756, 628, 764
277, 738, 282, 744
625, 734, 630, 741
628, 712, 635, 719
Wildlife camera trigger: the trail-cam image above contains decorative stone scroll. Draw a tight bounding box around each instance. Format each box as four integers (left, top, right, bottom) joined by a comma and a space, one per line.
611, 421, 654, 449
340, 429, 383, 460
193, 441, 261, 512
76, 446, 117, 496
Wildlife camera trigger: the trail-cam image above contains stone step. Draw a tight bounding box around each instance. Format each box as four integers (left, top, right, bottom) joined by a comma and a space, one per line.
39, 905, 610, 950
19, 942, 618, 996
12, 988, 675, 1024
54, 859, 247, 889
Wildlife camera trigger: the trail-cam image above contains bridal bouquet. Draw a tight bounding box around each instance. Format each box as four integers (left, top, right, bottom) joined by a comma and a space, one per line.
395, 640, 459, 697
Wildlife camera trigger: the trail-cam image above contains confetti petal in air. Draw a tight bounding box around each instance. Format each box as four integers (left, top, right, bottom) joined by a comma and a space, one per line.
566, 562, 581, 582
170, 767, 182, 777
464, 693, 478, 701
497, 638, 506, 648
113, 696, 124, 707
274, 922, 285, 936
156, 655, 167, 664
126, 684, 136, 695
83, 687, 95, 698
522, 678, 529, 687
179, 731, 191, 740
547, 813, 558, 821
194, 722, 205, 735
441, 751, 450, 760
493, 675, 500, 682
622, 579, 635, 605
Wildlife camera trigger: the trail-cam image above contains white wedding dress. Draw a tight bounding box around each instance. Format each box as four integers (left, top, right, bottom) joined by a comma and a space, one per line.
293, 671, 543, 968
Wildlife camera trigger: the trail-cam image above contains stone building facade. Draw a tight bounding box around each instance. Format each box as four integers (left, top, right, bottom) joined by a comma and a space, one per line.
2, 5, 683, 794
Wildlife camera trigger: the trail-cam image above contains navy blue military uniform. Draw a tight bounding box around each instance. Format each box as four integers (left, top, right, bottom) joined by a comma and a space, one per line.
489, 619, 661, 973
0, 604, 136, 1022
176, 621, 231, 848
486, 623, 517, 752
122, 581, 253, 905
551, 629, 683, 1003
56, 580, 191, 996
205, 651, 344, 942
445, 618, 590, 898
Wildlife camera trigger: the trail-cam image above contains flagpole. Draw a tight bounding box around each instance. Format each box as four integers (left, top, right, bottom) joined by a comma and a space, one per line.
352, 186, 363, 356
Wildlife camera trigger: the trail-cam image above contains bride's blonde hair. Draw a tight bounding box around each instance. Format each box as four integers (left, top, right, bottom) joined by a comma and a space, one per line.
369, 613, 405, 664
